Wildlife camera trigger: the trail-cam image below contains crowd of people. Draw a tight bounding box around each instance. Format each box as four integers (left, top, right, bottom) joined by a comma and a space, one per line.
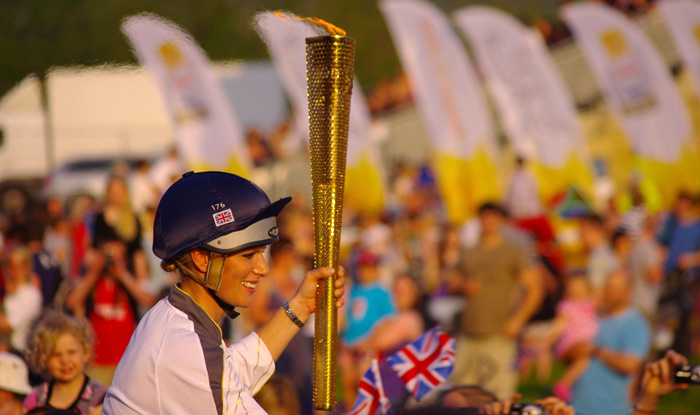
0, 141, 697, 415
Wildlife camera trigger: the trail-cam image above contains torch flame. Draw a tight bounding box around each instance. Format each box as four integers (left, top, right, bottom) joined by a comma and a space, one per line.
273, 11, 347, 36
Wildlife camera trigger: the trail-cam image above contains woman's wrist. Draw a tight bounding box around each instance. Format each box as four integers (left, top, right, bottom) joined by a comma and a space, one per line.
287, 296, 311, 325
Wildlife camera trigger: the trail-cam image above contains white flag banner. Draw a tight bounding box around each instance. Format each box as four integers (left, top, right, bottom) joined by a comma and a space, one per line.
122, 14, 250, 174
380, 0, 500, 222
454, 6, 585, 168
255, 12, 374, 165
658, 0, 700, 96
562, 3, 692, 163
379, 0, 495, 158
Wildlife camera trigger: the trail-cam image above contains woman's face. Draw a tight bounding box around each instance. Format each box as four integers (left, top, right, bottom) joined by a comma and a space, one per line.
6, 252, 31, 284
393, 275, 419, 311
106, 179, 128, 205
47, 333, 88, 384
216, 246, 269, 308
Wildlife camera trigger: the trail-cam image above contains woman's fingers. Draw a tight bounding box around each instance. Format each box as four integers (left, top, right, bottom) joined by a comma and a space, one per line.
306, 267, 336, 283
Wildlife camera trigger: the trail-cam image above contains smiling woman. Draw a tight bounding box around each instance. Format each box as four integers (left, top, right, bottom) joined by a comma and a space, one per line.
102, 171, 345, 415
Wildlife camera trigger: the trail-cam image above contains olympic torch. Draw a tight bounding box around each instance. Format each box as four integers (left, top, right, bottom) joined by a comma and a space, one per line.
306, 31, 355, 410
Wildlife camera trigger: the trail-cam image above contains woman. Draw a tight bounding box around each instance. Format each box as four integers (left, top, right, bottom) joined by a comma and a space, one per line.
102, 171, 345, 415
0, 246, 42, 352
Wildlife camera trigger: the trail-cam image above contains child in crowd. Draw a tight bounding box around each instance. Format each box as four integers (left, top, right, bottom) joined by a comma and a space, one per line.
547, 273, 599, 402
23, 312, 106, 415
339, 250, 397, 409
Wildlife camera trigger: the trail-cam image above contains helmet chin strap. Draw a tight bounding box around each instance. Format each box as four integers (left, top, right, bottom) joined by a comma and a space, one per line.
204, 252, 240, 319
174, 252, 239, 319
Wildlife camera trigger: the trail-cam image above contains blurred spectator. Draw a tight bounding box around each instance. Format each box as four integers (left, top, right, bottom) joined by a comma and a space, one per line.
355, 273, 431, 354
246, 127, 273, 167
342, 251, 397, 347
620, 187, 647, 240
24, 311, 106, 414
504, 157, 544, 220
571, 271, 651, 415
66, 175, 155, 387
67, 196, 93, 283
611, 228, 633, 270
0, 246, 42, 352
450, 203, 542, 399
659, 192, 700, 277
656, 192, 700, 356
65, 243, 153, 387
254, 375, 301, 415
149, 146, 184, 195
339, 250, 396, 408
129, 159, 157, 216
632, 349, 688, 415
92, 176, 148, 282
0, 352, 32, 415
547, 273, 599, 402
26, 224, 63, 308
579, 214, 619, 293
629, 217, 662, 320
43, 198, 70, 275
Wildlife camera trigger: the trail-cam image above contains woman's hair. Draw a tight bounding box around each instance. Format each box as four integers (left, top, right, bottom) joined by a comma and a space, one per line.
25, 311, 94, 380
160, 250, 195, 275
104, 175, 137, 242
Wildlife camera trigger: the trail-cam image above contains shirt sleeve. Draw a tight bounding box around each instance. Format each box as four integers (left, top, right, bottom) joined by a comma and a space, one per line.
621, 314, 652, 358
228, 332, 275, 395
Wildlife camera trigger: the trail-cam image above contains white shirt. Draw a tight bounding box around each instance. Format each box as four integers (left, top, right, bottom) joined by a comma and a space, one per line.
4, 284, 42, 351
103, 286, 275, 415
505, 168, 544, 219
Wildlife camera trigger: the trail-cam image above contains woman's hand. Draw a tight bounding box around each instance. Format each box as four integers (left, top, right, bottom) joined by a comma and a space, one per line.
479, 393, 520, 415
634, 349, 688, 413
479, 395, 574, 415
537, 397, 575, 415
289, 266, 346, 323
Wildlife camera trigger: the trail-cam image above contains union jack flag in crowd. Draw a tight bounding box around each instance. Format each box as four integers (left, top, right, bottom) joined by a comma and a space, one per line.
348, 359, 392, 415
387, 327, 456, 402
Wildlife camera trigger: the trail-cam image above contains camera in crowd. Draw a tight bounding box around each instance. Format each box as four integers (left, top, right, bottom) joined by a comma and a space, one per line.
509, 403, 547, 415
674, 364, 700, 385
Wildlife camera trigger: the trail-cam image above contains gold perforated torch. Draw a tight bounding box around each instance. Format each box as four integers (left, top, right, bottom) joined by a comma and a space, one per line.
306, 20, 355, 411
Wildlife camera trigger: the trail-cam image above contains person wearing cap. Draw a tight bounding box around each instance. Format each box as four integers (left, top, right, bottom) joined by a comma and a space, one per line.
102, 171, 345, 415
0, 352, 33, 415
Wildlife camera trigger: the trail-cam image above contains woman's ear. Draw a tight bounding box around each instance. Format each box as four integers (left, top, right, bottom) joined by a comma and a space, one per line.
190, 249, 210, 274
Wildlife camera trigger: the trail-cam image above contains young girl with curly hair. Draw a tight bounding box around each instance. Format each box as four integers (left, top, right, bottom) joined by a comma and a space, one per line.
23, 311, 106, 415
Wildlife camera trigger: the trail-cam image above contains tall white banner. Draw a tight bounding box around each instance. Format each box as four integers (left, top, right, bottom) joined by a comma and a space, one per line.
380, 0, 500, 222
122, 14, 250, 175
454, 6, 585, 168
380, 0, 494, 158
562, 3, 691, 163
658, 0, 700, 96
255, 12, 385, 214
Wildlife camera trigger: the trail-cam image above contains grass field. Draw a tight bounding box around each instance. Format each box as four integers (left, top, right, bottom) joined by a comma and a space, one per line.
518, 362, 700, 414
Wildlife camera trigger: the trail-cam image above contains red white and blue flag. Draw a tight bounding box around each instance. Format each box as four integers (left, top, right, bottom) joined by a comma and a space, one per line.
212, 208, 235, 227
348, 359, 392, 415
387, 327, 456, 402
